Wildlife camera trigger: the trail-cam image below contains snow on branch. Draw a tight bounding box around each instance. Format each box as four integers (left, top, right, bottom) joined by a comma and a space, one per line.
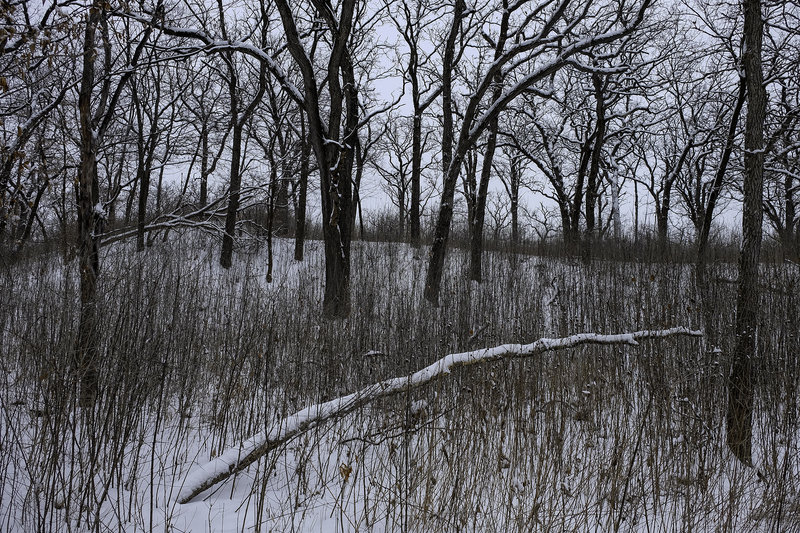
176, 326, 702, 504
116, 11, 305, 106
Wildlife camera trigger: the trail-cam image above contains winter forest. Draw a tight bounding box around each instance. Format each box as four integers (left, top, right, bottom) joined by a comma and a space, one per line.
1, 0, 799, 530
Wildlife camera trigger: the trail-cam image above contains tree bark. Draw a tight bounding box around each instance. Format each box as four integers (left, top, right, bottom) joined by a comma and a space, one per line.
610, 166, 622, 242
695, 78, 746, 349
75, 1, 103, 407
294, 112, 308, 261
275, 0, 358, 318
584, 71, 607, 259
200, 123, 209, 207
469, 124, 498, 282
423, 0, 464, 304
468, 2, 509, 282
728, 0, 765, 467
509, 157, 520, 249
410, 111, 422, 246
570, 136, 592, 249
219, 119, 243, 268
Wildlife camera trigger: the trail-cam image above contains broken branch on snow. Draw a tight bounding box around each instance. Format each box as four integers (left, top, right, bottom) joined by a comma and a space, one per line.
177, 326, 702, 504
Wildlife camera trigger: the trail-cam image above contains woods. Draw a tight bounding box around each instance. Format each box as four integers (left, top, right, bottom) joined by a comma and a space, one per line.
1, 0, 800, 530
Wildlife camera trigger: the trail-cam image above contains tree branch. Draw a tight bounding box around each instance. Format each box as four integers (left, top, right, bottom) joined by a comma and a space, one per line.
177, 326, 702, 504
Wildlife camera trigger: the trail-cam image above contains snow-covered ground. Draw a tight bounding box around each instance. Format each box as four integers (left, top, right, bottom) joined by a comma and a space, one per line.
1, 234, 798, 531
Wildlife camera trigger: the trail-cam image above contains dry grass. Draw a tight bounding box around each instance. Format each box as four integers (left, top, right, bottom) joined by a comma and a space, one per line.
1, 233, 798, 531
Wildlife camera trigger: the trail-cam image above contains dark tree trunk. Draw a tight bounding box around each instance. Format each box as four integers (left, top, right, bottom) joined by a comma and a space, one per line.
408, 41, 422, 248
410, 111, 422, 247
423, 0, 463, 304
697, 78, 746, 267
728, 0, 765, 467
584, 71, 606, 259
783, 173, 797, 261
275, 178, 289, 236
219, 106, 242, 268
509, 159, 520, 249
276, 0, 358, 318
570, 137, 592, 248
463, 149, 477, 231
13, 181, 47, 254
133, 75, 161, 252
695, 78, 746, 349
220, 32, 267, 268
200, 124, 209, 207
424, 156, 464, 304
468, 4, 509, 282
266, 151, 277, 283
75, 2, 103, 407
469, 124, 498, 282
136, 165, 150, 251
398, 187, 406, 238
656, 183, 672, 250
294, 113, 308, 261
634, 180, 639, 245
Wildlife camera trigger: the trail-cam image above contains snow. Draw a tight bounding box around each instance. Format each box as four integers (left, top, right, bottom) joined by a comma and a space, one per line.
3, 237, 796, 532
178, 326, 700, 503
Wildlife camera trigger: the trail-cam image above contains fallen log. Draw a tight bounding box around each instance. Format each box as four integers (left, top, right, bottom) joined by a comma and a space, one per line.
177, 327, 702, 503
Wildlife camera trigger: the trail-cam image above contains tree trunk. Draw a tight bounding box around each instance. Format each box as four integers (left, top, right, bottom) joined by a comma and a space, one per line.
570, 137, 592, 248
398, 187, 406, 239
783, 172, 797, 261
656, 190, 670, 250
634, 180, 639, 245
200, 123, 209, 207
275, 178, 289, 236
276, 0, 357, 318
695, 78, 746, 349
136, 163, 150, 252
697, 78, 746, 266
510, 159, 520, 249
423, 0, 463, 304
220, 119, 243, 269
294, 113, 308, 262
13, 181, 47, 254
610, 167, 622, 242
468, 4, 509, 282
75, 1, 103, 407
584, 71, 606, 259
728, 0, 765, 467
469, 123, 498, 282
410, 111, 422, 247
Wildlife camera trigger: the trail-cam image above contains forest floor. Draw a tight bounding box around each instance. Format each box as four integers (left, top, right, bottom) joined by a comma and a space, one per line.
1, 233, 799, 531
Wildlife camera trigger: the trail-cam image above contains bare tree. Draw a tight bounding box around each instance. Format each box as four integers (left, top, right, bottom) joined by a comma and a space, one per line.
0, 0, 74, 249
181, 57, 231, 208
272, 0, 360, 316
426, 0, 654, 303
729, 0, 766, 466
218, 1, 268, 269
494, 144, 529, 249
75, 1, 158, 405
371, 113, 436, 239
385, 0, 444, 247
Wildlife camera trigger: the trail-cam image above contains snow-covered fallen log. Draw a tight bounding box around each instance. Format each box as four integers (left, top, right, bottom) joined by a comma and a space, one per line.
177, 327, 702, 504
